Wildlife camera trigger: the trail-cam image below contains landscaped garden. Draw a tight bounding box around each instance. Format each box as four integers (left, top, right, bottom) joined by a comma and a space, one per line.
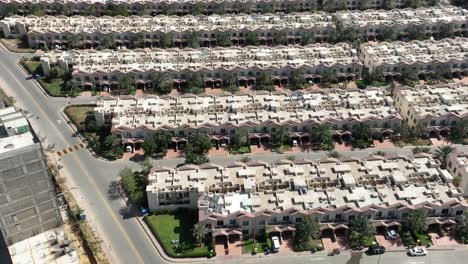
144, 209, 214, 258
242, 236, 271, 254
64, 105, 124, 160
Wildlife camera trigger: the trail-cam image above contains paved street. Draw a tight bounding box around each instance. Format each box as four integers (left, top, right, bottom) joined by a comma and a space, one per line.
1, 44, 468, 264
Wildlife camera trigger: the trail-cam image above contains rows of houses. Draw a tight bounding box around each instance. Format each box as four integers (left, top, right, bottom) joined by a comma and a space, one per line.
40, 44, 362, 90
94, 83, 468, 150
146, 154, 467, 240
1, 6, 466, 48
0, 0, 431, 17
360, 37, 468, 79
95, 88, 401, 150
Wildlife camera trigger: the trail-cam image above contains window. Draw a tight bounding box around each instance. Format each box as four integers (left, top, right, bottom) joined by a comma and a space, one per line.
258, 220, 266, 226
441, 209, 449, 215
456, 210, 463, 216
217, 220, 223, 226
335, 214, 342, 220
242, 221, 249, 227
229, 220, 237, 225
282, 216, 290, 222
295, 217, 302, 223
347, 215, 355, 221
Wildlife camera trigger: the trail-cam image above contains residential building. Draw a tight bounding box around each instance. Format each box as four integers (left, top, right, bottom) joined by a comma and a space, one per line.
0, 0, 321, 16
335, 6, 468, 40
393, 83, 468, 137
447, 152, 468, 197
360, 38, 468, 78
0, 13, 336, 48
94, 88, 401, 150
40, 44, 362, 90
322, 0, 408, 10
0, 107, 63, 246
146, 154, 467, 240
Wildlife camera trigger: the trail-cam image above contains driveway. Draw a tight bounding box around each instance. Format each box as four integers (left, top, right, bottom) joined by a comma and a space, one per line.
322, 237, 349, 252
429, 233, 461, 247
227, 239, 242, 256
375, 235, 404, 249
278, 238, 294, 255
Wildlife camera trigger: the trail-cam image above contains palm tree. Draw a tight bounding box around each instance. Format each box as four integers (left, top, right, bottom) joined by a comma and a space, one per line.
149, 72, 173, 95
451, 121, 468, 142
216, 32, 232, 47
289, 69, 307, 90
310, 124, 333, 150
232, 129, 248, 147
118, 74, 135, 95
129, 33, 144, 48
65, 35, 81, 49
402, 210, 427, 235
349, 217, 375, 247
383, 0, 396, 10
192, 223, 209, 246
295, 216, 320, 243
256, 72, 274, 91
454, 212, 468, 244
434, 145, 457, 169
97, 35, 115, 50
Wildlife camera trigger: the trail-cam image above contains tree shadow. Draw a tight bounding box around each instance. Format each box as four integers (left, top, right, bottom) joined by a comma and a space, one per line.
130, 153, 145, 162
346, 252, 363, 264
107, 180, 121, 200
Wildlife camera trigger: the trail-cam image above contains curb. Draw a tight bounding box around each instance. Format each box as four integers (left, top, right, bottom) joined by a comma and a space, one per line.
59, 106, 110, 162
16, 61, 53, 98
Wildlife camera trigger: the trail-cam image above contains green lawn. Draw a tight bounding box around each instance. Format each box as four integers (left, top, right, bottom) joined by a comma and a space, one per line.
293, 239, 324, 252
242, 238, 270, 254
64, 105, 95, 132
414, 232, 432, 247
38, 78, 64, 96
22, 60, 42, 74
144, 210, 212, 258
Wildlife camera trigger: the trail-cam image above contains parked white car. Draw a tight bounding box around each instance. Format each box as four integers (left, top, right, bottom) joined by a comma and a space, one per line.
271, 236, 280, 252
386, 229, 398, 240
408, 247, 428, 256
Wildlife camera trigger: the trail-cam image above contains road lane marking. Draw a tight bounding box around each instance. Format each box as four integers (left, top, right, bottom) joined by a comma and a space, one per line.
1, 62, 145, 264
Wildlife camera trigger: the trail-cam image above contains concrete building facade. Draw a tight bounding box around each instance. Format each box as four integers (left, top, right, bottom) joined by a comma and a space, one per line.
0, 107, 62, 246
146, 154, 467, 239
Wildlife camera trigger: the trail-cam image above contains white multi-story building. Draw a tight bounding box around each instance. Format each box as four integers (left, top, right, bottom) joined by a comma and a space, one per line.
94, 88, 401, 150
41, 44, 362, 90
447, 152, 468, 197
360, 38, 468, 78
393, 83, 468, 137
146, 154, 467, 241
335, 6, 468, 40
0, 13, 336, 48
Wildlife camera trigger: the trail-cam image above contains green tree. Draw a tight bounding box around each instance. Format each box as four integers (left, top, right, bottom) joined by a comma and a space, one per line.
328, 150, 341, 158
191, 2, 205, 15
129, 33, 144, 48
216, 32, 232, 47
63, 79, 82, 96
310, 124, 333, 150
349, 217, 375, 247
232, 129, 249, 147
383, 0, 396, 9
102, 135, 124, 159
256, 72, 274, 91
246, 33, 259, 46
49, 66, 65, 79
32, 6, 45, 16
412, 146, 432, 154
149, 72, 173, 95
454, 212, 468, 244
187, 32, 201, 48
118, 167, 148, 207
295, 216, 320, 243
406, 25, 427, 41
273, 32, 288, 46
438, 24, 455, 39
222, 73, 239, 93
434, 145, 457, 169
402, 210, 427, 235
143, 131, 173, 158
358, 0, 370, 10
184, 72, 204, 94
118, 74, 135, 95
289, 69, 307, 90
352, 123, 373, 149
401, 67, 419, 86
65, 35, 81, 49
406, 0, 422, 8
159, 33, 173, 48
97, 35, 115, 50
301, 32, 315, 45
185, 132, 211, 164
272, 127, 288, 146
321, 70, 337, 84
192, 223, 209, 246
110, 6, 129, 16
451, 121, 468, 142
381, 27, 398, 41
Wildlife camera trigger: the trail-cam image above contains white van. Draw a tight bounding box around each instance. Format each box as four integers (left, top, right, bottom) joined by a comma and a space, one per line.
271, 236, 280, 252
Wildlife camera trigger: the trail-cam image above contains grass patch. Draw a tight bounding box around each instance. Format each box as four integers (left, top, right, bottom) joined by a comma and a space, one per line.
38, 78, 65, 96
0, 38, 35, 53
242, 236, 271, 254
413, 232, 432, 247
64, 105, 95, 132
293, 239, 324, 252
0, 86, 14, 106
23, 59, 42, 74
229, 145, 251, 155
144, 209, 213, 258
